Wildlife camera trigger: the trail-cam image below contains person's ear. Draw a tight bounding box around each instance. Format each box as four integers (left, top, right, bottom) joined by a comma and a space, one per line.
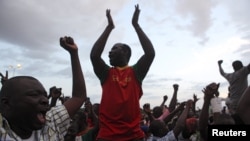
0, 97, 10, 111
1, 97, 9, 104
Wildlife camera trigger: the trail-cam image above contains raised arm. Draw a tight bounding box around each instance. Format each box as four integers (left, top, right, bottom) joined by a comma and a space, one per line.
160, 95, 168, 108
173, 99, 193, 138
132, 4, 155, 80
192, 93, 199, 116
168, 84, 179, 112
90, 9, 114, 77
59, 36, 86, 118
0, 71, 8, 86
198, 82, 218, 141
163, 101, 185, 124
218, 60, 225, 76
48, 86, 62, 108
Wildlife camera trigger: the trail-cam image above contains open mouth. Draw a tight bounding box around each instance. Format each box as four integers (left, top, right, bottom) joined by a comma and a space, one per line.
37, 111, 46, 124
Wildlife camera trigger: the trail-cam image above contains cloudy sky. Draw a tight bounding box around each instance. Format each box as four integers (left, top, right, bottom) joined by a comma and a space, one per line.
0, 0, 249, 109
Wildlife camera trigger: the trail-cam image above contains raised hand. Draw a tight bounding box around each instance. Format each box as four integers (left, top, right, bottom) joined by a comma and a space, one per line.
173, 84, 179, 91
0, 71, 8, 85
202, 82, 219, 100
49, 86, 62, 99
59, 36, 77, 53
106, 9, 114, 29
132, 4, 140, 27
163, 95, 168, 101
193, 93, 199, 103
218, 60, 223, 65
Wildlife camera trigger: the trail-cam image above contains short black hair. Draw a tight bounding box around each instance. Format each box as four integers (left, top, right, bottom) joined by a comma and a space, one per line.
232, 60, 243, 71
0, 76, 38, 111
149, 120, 167, 137
152, 106, 163, 118
0, 76, 37, 98
121, 43, 131, 62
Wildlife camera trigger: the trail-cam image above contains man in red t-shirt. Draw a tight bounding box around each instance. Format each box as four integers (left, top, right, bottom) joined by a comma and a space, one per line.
90, 4, 155, 141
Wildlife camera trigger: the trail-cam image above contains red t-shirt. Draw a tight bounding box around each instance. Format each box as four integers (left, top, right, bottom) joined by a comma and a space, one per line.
97, 66, 145, 140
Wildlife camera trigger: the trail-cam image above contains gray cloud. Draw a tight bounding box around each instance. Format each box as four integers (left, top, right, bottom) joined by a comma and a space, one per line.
174, 0, 216, 44
0, 0, 130, 75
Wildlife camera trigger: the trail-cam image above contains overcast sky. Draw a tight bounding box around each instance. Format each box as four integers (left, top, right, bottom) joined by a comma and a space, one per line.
0, 0, 249, 109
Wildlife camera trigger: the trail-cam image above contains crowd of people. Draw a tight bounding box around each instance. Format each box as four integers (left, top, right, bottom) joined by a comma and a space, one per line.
0, 4, 250, 141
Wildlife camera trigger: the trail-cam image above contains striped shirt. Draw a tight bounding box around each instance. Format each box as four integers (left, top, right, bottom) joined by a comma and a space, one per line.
0, 105, 70, 141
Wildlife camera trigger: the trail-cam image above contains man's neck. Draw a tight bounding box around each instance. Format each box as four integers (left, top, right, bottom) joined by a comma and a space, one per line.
9, 121, 33, 139
115, 65, 129, 70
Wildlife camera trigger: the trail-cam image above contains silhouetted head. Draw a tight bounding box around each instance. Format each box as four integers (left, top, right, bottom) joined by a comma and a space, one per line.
232, 60, 243, 71
149, 120, 169, 137
152, 106, 163, 118
109, 43, 131, 67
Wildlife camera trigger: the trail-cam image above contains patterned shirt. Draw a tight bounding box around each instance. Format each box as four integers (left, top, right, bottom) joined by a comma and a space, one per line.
0, 105, 71, 141
152, 130, 177, 141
